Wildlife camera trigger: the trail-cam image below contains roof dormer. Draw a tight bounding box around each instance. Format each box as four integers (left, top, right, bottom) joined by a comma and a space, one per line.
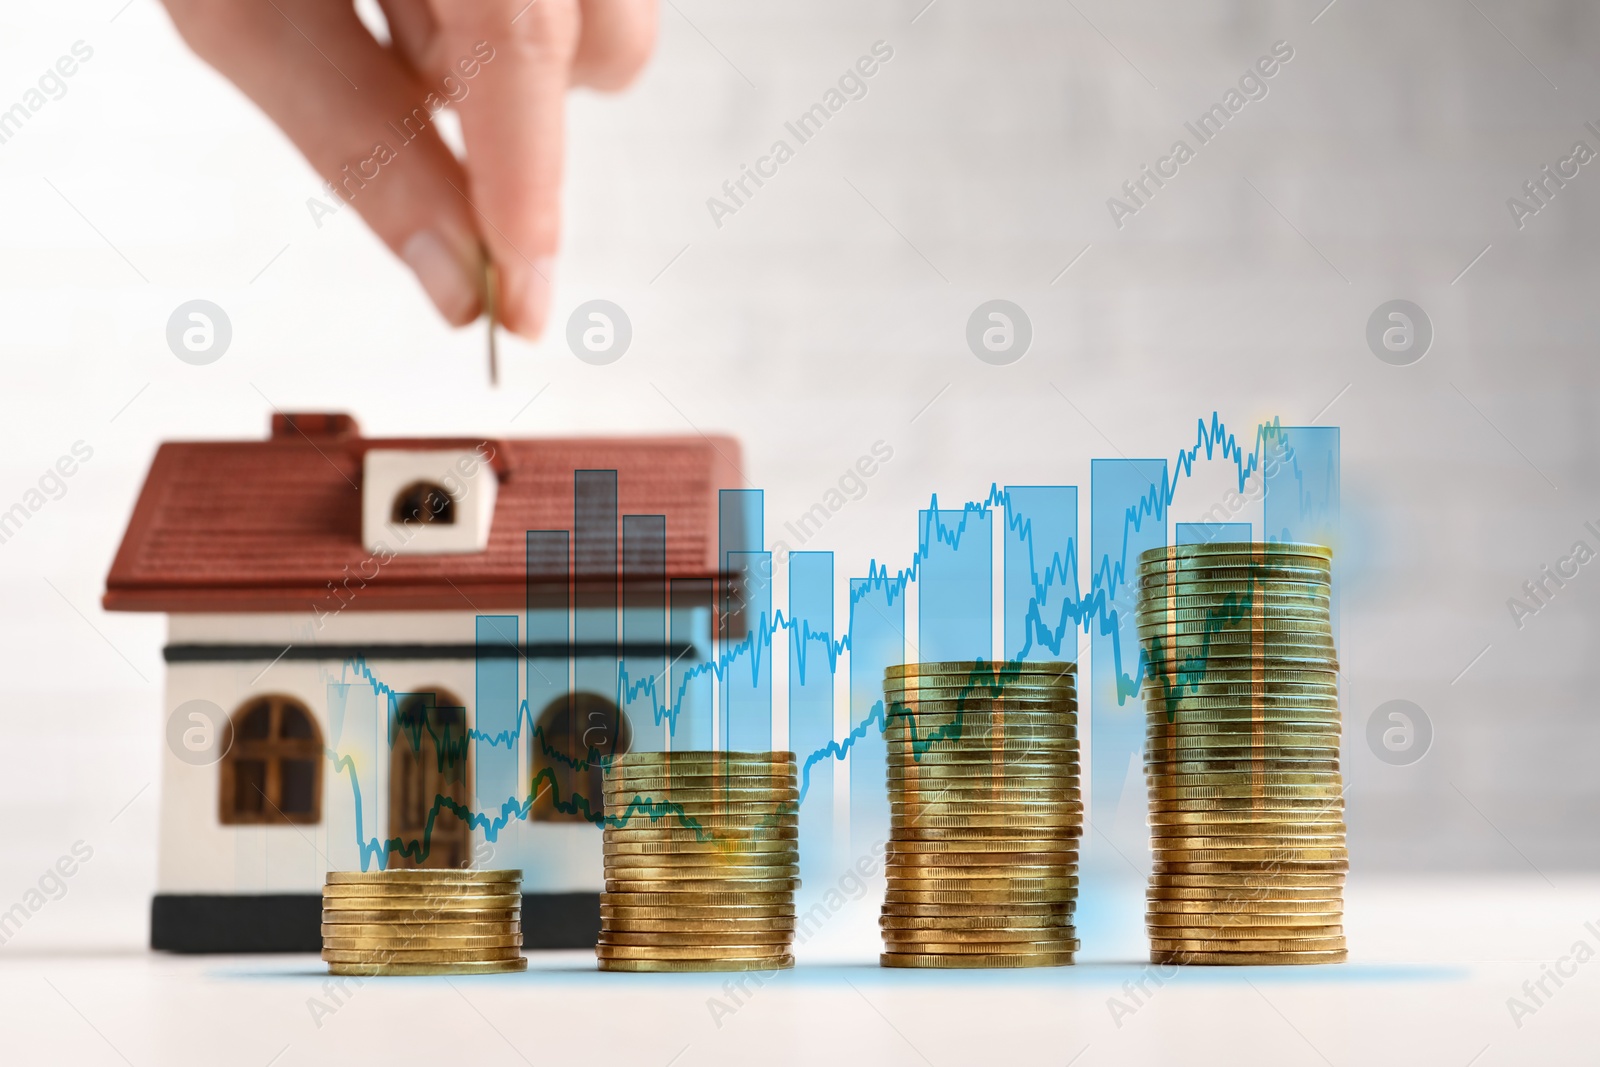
361, 447, 498, 555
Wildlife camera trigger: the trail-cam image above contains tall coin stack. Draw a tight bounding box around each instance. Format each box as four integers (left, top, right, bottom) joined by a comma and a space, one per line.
599, 751, 800, 972
321, 869, 527, 975
880, 661, 1082, 968
1137, 541, 1347, 965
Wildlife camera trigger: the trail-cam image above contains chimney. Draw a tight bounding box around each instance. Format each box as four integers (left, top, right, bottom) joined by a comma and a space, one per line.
270, 413, 361, 440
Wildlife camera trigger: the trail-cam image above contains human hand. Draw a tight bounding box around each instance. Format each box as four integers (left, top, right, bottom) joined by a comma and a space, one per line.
162, 0, 657, 338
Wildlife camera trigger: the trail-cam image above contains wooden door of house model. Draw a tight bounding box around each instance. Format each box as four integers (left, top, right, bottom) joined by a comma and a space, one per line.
389, 692, 471, 869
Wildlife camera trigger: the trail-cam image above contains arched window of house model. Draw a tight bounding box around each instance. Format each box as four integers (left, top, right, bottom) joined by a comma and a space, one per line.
219, 695, 323, 825
392, 481, 456, 525
529, 693, 632, 823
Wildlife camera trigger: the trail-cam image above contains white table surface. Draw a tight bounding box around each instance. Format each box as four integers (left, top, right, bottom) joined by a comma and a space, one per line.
0, 874, 1591, 1066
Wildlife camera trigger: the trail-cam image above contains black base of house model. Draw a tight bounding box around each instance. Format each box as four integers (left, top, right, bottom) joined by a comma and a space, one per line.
150, 893, 600, 953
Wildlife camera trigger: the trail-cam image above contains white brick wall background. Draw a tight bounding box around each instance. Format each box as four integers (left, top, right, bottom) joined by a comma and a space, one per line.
0, 0, 1596, 944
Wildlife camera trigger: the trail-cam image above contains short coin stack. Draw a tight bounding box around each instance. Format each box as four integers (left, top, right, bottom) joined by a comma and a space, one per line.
599, 751, 799, 972
880, 660, 1082, 968
321, 869, 527, 975
1137, 541, 1347, 965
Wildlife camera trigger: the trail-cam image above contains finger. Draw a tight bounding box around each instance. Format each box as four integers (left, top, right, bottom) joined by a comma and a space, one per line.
428, 0, 581, 339
377, 0, 440, 78
572, 0, 656, 90
162, 0, 484, 325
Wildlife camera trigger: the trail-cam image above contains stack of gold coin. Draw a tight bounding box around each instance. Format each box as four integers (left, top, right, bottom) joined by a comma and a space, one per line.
599, 751, 799, 972
1137, 541, 1347, 966
879, 661, 1082, 969
321, 869, 526, 975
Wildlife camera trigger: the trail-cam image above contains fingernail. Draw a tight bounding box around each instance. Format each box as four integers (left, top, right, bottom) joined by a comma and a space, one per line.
514, 257, 555, 339
403, 230, 480, 325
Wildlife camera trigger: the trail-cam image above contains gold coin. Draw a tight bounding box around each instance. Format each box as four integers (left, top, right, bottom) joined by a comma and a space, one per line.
887, 771, 1081, 787
1148, 871, 1345, 886
1140, 545, 1331, 568
322, 934, 523, 950
882, 900, 1073, 915
593, 943, 795, 961
888, 830, 1079, 848
885, 877, 1077, 892
604, 838, 798, 856
328, 958, 527, 976
889, 814, 1083, 831
598, 930, 792, 947
887, 847, 1079, 865
611, 798, 797, 813
1145, 740, 1339, 755
881, 924, 1077, 943
602, 785, 799, 802
604, 856, 799, 872
605, 826, 797, 842
1151, 864, 1347, 878
319, 922, 519, 938
605, 878, 800, 894
598, 956, 793, 973
601, 904, 794, 919
322, 947, 523, 963
600, 890, 793, 907
885, 661, 1077, 678
1149, 949, 1346, 966
880, 913, 1072, 930
1153, 849, 1347, 865
885, 680, 1075, 696
881, 937, 1082, 955
613, 750, 796, 764
1152, 812, 1350, 831
603, 858, 798, 875
1150, 936, 1346, 953
885, 864, 1078, 881
1148, 904, 1343, 919
322, 882, 518, 899
323, 908, 519, 924
1134, 603, 1331, 623
605, 765, 796, 779
603, 917, 796, 933
880, 951, 1074, 968
325, 870, 522, 885
321, 894, 522, 910
884, 888, 1074, 906
1146, 922, 1343, 937
1152, 835, 1347, 851
1145, 694, 1342, 712
887, 761, 1080, 779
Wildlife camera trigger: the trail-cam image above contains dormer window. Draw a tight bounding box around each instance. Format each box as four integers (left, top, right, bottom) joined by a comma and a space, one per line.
361, 447, 499, 555
392, 481, 457, 526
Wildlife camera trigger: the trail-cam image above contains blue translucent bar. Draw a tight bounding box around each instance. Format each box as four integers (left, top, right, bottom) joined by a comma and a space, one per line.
575, 470, 619, 731
724, 551, 773, 752
718, 490, 764, 754
789, 552, 835, 885
1090, 458, 1167, 820
670, 579, 714, 748
1265, 425, 1340, 634
526, 530, 570, 768
622, 515, 667, 753
474, 616, 519, 816
849, 576, 902, 853
919, 507, 992, 663
1003, 486, 1078, 663
1177, 521, 1250, 545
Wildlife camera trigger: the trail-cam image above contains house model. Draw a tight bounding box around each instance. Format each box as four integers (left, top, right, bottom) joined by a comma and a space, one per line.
104, 413, 741, 952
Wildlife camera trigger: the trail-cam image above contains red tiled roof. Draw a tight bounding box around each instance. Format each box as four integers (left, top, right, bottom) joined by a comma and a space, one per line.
103, 416, 743, 613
